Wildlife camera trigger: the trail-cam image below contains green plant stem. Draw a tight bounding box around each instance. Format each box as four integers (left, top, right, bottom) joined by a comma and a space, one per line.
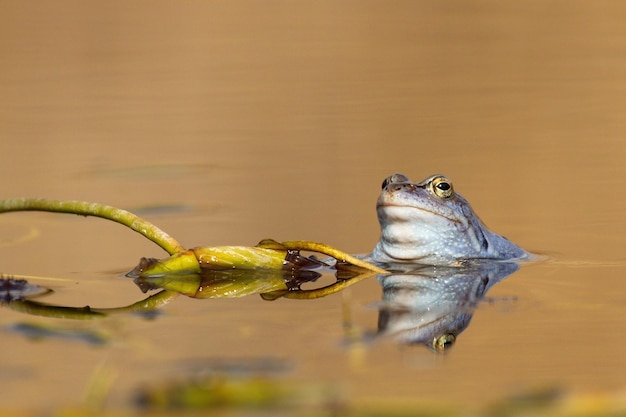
280, 240, 388, 274
0, 198, 185, 255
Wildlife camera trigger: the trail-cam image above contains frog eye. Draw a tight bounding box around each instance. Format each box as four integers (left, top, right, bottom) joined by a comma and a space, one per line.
431, 176, 454, 199
431, 333, 456, 352
381, 173, 410, 189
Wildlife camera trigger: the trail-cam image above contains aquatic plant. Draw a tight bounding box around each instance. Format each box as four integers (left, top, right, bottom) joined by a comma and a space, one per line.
0, 198, 185, 255
0, 198, 387, 277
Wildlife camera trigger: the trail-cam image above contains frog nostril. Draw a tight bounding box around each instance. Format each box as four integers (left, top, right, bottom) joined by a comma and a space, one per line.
382, 173, 410, 190
388, 183, 409, 192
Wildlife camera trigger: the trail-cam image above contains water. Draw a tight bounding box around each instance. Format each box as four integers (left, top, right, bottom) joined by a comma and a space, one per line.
1, 1, 625, 413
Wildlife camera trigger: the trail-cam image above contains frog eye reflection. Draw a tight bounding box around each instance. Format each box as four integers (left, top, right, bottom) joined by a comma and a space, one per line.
431, 176, 454, 199
431, 333, 456, 351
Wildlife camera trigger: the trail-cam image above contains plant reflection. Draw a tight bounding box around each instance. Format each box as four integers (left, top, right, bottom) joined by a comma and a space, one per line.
2, 278, 178, 320
0, 276, 51, 302
134, 269, 324, 299
2, 260, 521, 351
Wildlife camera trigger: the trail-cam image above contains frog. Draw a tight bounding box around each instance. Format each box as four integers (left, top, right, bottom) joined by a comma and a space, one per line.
369, 173, 528, 266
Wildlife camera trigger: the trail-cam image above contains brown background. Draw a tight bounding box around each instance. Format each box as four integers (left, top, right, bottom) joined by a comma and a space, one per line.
1, 1, 625, 412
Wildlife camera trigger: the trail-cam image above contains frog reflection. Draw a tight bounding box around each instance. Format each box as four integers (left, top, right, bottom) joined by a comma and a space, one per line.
376, 261, 519, 351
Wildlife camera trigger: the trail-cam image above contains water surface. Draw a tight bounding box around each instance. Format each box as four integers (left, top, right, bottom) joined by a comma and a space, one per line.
1, 1, 625, 413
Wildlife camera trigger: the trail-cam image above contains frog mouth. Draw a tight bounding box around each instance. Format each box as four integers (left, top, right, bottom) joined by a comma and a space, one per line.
377, 203, 461, 224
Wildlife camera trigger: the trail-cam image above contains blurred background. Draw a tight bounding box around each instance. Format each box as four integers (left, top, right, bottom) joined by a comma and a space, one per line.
1, 1, 625, 413
2, 1, 625, 256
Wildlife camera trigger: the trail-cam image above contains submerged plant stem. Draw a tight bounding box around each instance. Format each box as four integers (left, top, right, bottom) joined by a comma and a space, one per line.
0, 198, 185, 255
